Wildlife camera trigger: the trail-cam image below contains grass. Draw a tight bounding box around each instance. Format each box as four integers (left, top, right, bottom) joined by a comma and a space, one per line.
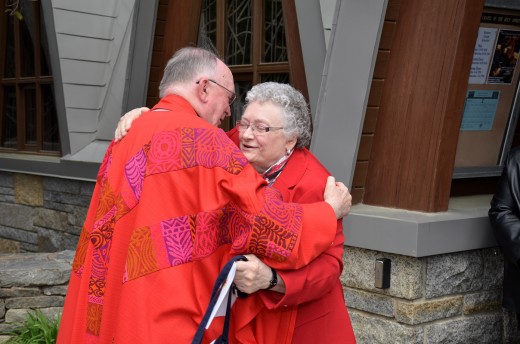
1, 309, 61, 344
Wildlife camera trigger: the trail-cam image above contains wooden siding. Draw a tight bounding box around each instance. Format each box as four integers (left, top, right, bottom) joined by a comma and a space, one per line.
146, 1, 168, 107
52, 0, 135, 153
363, 0, 484, 212
351, 0, 401, 204
146, 0, 202, 107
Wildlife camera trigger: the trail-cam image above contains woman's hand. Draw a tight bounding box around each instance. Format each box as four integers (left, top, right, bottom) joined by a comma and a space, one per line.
114, 107, 149, 142
234, 254, 286, 294
324, 176, 352, 219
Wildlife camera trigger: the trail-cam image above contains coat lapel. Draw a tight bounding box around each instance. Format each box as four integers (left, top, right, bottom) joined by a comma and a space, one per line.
273, 149, 309, 200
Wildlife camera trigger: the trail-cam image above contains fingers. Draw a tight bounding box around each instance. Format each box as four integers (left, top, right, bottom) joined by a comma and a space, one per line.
114, 124, 125, 142
233, 255, 271, 294
114, 116, 130, 142
324, 175, 352, 219
114, 107, 149, 142
323, 176, 337, 197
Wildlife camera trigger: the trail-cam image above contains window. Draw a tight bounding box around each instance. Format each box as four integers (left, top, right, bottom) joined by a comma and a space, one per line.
0, 0, 60, 154
197, 0, 304, 127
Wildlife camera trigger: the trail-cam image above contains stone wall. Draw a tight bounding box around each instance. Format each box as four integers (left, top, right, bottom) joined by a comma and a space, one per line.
1, 248, 517, 343
0, 171, 90, 253
343, 246, 520, 344
0, 250, 74, 341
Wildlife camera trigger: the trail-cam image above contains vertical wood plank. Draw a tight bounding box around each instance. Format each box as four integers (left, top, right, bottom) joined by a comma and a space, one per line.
364, 0, 484, 212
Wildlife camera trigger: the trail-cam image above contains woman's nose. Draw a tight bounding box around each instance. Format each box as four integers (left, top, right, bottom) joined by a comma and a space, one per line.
242, 125, 255, 138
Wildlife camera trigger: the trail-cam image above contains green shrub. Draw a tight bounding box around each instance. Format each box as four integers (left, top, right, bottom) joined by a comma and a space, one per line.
1, 309, 61, 344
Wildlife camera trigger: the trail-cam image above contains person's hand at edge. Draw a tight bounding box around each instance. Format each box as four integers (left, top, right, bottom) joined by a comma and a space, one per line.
324, 176, 352, 219
114, 107, 150, 142
234, 254, 286, 294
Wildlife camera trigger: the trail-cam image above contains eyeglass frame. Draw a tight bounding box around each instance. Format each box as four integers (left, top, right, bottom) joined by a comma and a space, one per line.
235, 120, 285, 135
196, 79, 237, 105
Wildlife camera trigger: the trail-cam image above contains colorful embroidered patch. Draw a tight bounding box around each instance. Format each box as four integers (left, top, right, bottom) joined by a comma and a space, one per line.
122, 188, 303, 282
72, 227, 90, 276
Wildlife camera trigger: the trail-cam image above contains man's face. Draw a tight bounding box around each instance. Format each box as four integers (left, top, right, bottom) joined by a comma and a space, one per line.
199, 61, 235, 127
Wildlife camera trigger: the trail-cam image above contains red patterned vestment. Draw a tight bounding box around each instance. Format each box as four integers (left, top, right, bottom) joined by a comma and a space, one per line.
57, 95, 337, 344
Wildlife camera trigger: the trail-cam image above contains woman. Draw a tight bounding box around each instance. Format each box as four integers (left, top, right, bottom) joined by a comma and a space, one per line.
115, 82, 356, 343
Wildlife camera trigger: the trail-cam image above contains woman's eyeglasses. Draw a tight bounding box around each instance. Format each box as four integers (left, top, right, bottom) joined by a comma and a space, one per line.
236, 121, 284, 135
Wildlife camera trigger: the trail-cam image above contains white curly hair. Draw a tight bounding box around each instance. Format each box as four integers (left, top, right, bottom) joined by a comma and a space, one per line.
244, 82, 312, 149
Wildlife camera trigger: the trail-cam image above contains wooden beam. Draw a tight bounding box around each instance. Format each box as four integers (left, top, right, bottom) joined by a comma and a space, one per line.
162, 0, 203, 69
364, 0, 484, 212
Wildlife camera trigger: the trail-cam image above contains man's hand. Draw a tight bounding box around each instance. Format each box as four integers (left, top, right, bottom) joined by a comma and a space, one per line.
324, 176, 352, 219
114, 107, 149, 142
234, 254, 285, 294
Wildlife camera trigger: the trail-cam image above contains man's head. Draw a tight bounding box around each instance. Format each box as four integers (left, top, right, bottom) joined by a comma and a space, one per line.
159, 47, 235, 127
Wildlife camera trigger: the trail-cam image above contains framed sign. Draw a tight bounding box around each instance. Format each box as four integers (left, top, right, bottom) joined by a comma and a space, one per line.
454, 9, 520, 178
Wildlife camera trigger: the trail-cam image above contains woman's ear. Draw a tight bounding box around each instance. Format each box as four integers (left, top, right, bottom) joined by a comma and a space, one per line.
286, 137, 297, 154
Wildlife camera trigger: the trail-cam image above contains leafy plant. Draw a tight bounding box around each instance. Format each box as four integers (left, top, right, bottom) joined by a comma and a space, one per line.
1, 309, 61, 344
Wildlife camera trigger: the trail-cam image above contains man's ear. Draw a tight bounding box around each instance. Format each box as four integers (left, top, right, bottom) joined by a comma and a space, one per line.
196, 79, 210, 103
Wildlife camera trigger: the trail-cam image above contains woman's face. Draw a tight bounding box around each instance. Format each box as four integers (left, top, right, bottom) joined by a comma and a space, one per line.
239, 101, 296, 174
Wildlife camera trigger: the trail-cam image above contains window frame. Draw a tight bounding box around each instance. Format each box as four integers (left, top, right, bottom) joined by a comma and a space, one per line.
156, 0, 307, 123
0, 0, 60, 156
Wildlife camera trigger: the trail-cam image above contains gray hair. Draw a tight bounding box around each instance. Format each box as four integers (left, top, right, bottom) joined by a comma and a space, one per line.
159, 47, 219, 98
245, 82, 311, 149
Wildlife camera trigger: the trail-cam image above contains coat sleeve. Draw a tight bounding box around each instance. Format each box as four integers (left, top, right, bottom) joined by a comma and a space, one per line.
259, 179, 344, 308
489, 147, 520, 267
219, 163, 338, 270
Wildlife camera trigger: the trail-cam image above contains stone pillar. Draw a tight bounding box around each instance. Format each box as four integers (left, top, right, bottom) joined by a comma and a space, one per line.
342, 246, 519, 343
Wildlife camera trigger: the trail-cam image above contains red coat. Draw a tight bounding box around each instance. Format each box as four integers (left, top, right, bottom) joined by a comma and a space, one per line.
228, 128, 356, 343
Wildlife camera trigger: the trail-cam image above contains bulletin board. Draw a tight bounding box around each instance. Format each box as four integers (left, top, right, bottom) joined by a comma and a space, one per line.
454, 9, 520, 176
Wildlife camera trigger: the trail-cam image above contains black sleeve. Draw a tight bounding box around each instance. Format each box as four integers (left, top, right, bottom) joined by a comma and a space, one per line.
489, 147, 520, 266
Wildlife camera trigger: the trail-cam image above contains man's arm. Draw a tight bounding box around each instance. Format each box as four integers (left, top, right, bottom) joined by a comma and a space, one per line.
115, 108, 352, 219
489, 148, 520, 266
234, 186, 346, 304
233, 227, 343, 302
223, 169, 349, 270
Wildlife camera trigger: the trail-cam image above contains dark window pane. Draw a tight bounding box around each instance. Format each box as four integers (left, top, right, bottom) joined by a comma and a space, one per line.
226, 0, 252, 65
40, 45, 51, 76
261, 73, 289, 84
20, 6, 35, 77
263, 0, 287, 63
24, 87, 37, 145
42, 84, 59, 151
0, 0, 60, 154
231, 80, 253, 124
198, 0, 217, 52
40, 15, 51, 76
2, 86, 17, 149
4, 15, 16, 78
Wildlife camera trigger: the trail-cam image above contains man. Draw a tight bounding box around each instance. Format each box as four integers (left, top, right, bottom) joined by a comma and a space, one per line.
58, 47, 351, 343
489, 146, 520, 331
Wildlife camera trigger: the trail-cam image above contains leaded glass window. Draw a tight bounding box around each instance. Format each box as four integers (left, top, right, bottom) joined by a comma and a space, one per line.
197, 0, 293, 127
263, 0, 286, 63
226, 0, 252, 65
0, 0, 60, 154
